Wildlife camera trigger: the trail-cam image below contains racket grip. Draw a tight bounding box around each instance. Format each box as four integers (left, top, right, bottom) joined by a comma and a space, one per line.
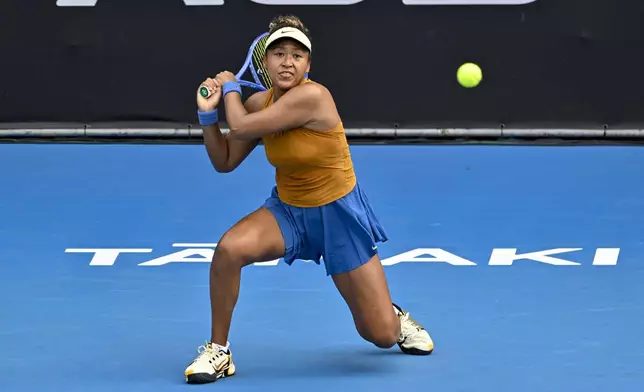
199, 86, 212, 99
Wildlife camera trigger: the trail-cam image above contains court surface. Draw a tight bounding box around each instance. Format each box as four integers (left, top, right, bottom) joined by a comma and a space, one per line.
1, 143, 643, 392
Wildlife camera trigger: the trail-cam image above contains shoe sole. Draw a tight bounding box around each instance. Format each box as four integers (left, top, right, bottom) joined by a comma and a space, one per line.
398, 343, 434, 356
185, 363, 236, 384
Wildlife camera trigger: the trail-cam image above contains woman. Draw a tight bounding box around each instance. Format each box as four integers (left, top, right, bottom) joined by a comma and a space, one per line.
185, 15, 434, 384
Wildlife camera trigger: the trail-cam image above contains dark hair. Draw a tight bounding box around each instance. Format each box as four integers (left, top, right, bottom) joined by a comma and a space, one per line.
267, 15, 312, 52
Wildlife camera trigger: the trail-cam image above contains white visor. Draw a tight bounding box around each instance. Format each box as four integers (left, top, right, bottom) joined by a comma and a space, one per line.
265, 27, 312, 53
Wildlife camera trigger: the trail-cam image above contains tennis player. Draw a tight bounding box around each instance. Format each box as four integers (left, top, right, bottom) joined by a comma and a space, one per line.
185, 15, 434, 384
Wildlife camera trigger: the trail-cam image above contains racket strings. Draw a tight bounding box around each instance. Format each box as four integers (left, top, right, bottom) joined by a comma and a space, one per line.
252, 36, 272, 89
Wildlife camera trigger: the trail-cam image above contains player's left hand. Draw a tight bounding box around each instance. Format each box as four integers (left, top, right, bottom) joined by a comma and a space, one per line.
215, 71, 237, 85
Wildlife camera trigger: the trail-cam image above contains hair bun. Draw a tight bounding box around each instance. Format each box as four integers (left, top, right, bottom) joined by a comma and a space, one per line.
268, 15, 309, 36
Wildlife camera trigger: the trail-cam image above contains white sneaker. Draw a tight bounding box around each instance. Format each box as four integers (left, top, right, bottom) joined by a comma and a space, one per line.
185, 342, 236, 384
394, 303, 434, 355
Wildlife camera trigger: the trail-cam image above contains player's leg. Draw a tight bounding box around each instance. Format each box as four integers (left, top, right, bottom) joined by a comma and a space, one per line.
320, 182, 434, 355
209, 207, 286, 348
331, 254, 434, 355
186, 207, 285, 384
186, 189, 299, 384
331, 254, 400, 348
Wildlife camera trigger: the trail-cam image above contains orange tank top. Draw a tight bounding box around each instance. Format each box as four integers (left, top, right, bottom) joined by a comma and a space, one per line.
261, 82, 357, 208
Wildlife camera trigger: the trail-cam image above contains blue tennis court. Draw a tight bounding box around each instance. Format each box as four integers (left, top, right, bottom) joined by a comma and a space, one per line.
1, 143, 643, 391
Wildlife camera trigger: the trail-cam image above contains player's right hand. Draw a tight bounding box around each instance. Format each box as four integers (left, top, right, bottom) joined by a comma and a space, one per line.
196, 77, 221, 112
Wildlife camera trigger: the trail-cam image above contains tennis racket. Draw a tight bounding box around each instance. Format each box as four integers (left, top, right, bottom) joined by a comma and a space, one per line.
199, 32, 273, 98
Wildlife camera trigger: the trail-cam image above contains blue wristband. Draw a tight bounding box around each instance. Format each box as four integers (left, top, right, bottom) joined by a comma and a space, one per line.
197, 109, 218, 126
222, 81, 242, 97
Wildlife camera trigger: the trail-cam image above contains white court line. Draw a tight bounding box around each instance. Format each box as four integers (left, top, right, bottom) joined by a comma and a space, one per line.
172, 243, 218, 247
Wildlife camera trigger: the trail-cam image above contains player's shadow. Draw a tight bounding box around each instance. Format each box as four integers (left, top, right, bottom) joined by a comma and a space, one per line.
115, 340, 404, 384
240, 345, 403, 379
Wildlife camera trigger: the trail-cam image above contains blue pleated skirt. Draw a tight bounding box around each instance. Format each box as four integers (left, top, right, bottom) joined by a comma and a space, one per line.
262, 181, 389, 276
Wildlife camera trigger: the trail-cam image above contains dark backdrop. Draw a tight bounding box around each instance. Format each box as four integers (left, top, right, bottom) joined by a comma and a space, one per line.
1, 0, 642, 129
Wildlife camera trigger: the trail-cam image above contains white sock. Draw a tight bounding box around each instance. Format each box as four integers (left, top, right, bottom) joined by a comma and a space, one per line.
213, 341, 229, 353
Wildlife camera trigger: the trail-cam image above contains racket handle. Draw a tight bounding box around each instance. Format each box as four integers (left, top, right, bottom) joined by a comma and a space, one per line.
199, 86, 212, 99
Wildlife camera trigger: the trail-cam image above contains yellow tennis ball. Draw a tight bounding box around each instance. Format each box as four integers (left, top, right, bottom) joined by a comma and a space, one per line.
457, 63, 482, 88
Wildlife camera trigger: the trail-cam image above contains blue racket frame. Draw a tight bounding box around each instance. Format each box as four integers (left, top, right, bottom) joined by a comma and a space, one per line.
236, 32, 270, 91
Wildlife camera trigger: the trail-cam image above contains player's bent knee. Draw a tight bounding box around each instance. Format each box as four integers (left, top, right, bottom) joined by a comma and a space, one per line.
211, 209, 285, 270
367, 328, 399, 349
212, 232, 256, 269
358, 316, 400, 349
